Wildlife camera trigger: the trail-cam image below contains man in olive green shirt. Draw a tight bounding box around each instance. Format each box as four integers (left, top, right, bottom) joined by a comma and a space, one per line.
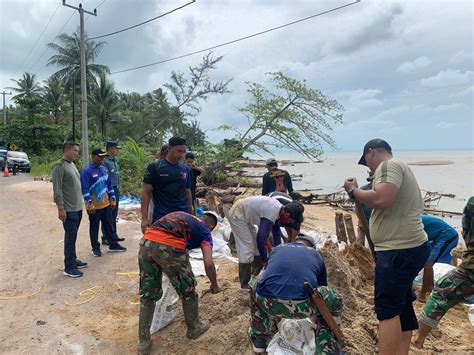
344, 139, 429, 355
52, 142, 86, 278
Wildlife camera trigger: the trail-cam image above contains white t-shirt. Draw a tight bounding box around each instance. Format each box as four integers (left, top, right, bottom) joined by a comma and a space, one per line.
240, 196, 282, 226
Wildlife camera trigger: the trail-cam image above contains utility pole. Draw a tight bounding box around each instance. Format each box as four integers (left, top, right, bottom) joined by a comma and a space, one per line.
62, 1, 97, 166
1, 91, 12, 125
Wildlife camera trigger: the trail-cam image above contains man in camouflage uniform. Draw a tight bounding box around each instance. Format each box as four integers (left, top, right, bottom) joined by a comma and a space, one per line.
138, 211, 221, 354
249, 235, 343, 354
412, 196, 474, 349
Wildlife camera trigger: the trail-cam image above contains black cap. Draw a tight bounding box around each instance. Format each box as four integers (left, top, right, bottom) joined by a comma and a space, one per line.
168, 136, 186, 146
91, 148, 108, 157
283, 202, 305, 231
106, 141, 121, 149
265, 158, 278, 166
358, 139, 392, 166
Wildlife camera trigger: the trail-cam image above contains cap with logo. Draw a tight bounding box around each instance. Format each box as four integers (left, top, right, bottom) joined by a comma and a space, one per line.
358, 139, 392, 166
91, 148, 108, 157
106, 141, 121, 149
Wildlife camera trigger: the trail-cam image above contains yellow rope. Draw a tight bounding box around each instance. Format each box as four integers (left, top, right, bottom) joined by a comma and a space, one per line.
64, 285, 101, 307
0, 288, 42, 300
114, 281, 128, 290
116, 271, 139, 277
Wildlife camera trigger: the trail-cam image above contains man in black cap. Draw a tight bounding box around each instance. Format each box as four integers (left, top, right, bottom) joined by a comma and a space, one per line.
141, 137, 193, 233
343, 138, 429, 355
80, 148, 127, 256
102, 141, 125, 245
262, 158, 294, 195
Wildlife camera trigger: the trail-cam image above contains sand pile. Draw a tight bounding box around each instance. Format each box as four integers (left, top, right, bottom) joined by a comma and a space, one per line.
319, 242, 378, 353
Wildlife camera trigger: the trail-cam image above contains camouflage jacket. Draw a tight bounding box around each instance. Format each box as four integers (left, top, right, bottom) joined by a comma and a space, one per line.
461, 196, 474, 269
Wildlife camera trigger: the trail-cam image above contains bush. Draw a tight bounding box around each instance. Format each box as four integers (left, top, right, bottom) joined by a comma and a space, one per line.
118, 138, 154, 195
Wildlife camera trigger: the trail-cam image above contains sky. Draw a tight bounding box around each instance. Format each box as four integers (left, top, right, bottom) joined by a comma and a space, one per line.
0, 0, 473, 153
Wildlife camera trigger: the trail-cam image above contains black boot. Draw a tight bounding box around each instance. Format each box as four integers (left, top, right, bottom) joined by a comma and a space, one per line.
138, 299, 155, 354
182, 296, 210, 339
239, 263, 252, 289
251, 256, 264, 276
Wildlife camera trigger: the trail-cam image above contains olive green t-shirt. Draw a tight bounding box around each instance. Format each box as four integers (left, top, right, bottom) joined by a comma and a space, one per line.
369, 158, 428, 251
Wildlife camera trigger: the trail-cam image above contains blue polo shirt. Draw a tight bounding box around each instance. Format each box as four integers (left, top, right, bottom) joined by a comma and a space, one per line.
256, 242, 327, 300
422, 215, 458, 243
143, 159, 191, 222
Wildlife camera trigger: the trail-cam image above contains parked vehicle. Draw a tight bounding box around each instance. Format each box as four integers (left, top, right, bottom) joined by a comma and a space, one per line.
0, 149, 7, 170
6, 151, 31, 173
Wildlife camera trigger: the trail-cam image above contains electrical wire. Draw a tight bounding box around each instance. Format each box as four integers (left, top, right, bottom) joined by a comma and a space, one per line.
85, 0, 106, 22
89, 0, 195, 40
110, 0, 361, 75
29, 10, 76, 74
2, 0, 62, 87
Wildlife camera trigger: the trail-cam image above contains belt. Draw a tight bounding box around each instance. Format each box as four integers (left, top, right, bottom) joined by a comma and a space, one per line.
257, 293, 309, 305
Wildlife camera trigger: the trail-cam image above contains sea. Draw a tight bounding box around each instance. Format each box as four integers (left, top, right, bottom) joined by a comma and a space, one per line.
250, 149, 473, 229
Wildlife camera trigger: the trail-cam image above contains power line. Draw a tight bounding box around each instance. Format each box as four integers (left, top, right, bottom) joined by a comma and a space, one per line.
85, 0, 106, 22
110, 0, 361, 75
29, 10, 76, 74
89, 0, 195, 40
2, 0, 62, 87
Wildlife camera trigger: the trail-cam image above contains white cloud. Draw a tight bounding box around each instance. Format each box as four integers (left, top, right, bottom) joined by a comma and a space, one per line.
337, 89, 383, 109
449, 51, 472, 66
432, 103, 468, 113
451, 85, 474, 98
435, 121, 456, 129
397, 56, 432, 73
420, 69, 473, 88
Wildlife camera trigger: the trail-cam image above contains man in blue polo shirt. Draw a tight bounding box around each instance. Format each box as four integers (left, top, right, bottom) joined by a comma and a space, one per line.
141, 137, 193, 233
419, 214, 459, 300
249, 235, 343, 353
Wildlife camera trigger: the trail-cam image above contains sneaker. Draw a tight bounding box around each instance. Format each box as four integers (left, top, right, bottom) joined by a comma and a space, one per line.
249, 336, 267, 353
117, 237, 125, 242
109, 244, 127, 252
92, 249, 102, 257
76, 260, 88, 269
63, 269, 83, 278
101, 239, 110, 246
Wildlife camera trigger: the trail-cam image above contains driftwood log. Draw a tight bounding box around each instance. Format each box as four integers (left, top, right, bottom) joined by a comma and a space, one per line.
343, 214, 356, 244
335, 212, 347, 243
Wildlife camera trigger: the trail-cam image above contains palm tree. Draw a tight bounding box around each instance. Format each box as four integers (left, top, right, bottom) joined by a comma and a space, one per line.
47, 32, 109, 90
89, 72, 117, 140
7, 72, 42, 100
42, 77, 65, 123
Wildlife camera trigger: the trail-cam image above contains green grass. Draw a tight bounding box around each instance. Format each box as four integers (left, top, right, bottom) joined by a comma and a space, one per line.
30, 161, 54, 177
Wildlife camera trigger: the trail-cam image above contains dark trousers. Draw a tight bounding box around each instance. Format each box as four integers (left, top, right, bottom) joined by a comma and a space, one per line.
101, 186, 120, 241
63, 210, 83, 270
89, 206, 118, 250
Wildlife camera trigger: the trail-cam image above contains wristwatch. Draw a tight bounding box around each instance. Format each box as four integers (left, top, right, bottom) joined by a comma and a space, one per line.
347, 187, 356, 200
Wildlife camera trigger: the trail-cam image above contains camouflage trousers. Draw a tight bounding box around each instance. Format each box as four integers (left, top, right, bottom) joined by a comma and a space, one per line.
138, 239, 197, 302
249, 286, 343, 354
419, 266, 474, 328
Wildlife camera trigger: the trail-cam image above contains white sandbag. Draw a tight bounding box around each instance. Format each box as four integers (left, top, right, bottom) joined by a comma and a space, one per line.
414, 263, 457, 286
267, 318, 316, 355
150, 275, 179, 334
189, 259, 219, 276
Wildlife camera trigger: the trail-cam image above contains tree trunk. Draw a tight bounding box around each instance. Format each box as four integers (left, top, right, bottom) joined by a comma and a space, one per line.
335, 212, 347, 243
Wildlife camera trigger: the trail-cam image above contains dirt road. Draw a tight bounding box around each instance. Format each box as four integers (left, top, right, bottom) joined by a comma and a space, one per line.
0, 176, 143, 353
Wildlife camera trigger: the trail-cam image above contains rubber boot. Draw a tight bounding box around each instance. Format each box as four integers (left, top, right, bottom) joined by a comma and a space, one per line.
182, 296, 210, 339
251, 256, 264, 276
138, 299, 155, 355
239, 262, 252, 289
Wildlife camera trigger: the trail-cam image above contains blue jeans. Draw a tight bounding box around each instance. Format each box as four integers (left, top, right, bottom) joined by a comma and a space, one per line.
63, 210, 83, 270
101, 186, 120, 241
89, 206, 118, 250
